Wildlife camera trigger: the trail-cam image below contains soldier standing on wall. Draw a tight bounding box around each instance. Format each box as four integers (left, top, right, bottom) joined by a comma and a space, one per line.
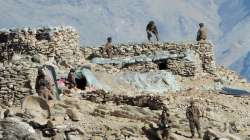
186, 100, 202, 138
146, 21, 159, 42
196, 23, 207, 41
102, 37, 113, 58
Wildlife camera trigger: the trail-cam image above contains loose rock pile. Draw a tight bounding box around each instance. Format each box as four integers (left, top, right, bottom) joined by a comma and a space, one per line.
82, 90, 165, 110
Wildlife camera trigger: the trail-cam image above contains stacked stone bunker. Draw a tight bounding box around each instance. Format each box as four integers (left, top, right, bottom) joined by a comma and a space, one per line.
0, 26, 79, 106
0, 26, 215, 107
83, 42, 215, 75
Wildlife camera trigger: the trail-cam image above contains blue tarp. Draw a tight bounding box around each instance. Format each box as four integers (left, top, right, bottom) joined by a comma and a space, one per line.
221, 87, 250, 96
90, 51, 186, 66
116, 71, 180, 93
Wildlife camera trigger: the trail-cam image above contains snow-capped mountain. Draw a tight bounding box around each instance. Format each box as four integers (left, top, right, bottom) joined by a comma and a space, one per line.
1, 0, 250, 80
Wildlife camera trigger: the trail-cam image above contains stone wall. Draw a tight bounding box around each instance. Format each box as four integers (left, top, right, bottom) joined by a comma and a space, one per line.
0, 25, 216, 106
0, 26, 80, 106
82, 42, 216, 76
0, 26, 80, 65
0, 58, 38, 106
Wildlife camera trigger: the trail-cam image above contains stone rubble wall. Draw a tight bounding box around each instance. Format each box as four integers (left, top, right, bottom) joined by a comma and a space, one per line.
121, 62, 158, 72
82, 42, 216, 75
0, 59, 38, 106
0, 26, 80, 106
0, 26, 80, 65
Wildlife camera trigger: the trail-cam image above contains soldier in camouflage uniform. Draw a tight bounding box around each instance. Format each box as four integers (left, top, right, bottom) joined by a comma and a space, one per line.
35, 68, 53, 101
186, 100, 202, 138
102, 37, 113, 58
146, 21, 159, 41
66, 68, 76, 89
196, 23, 207, 41
156, 106, 172, 140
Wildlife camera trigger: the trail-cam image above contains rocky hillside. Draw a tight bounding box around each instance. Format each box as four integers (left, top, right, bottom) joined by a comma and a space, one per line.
0, 26, 250, 140
1, 60, 250, 140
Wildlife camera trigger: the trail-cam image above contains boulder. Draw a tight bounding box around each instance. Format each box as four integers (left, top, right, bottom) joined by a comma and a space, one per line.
22, 96, 51, 124
0, 117, 39, 140
66, 108, 81, 121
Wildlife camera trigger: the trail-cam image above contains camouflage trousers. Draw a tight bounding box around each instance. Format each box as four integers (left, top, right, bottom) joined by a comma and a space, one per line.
189, 119, 201, 138
156, 128, 171, 140
102, 47, 113, 58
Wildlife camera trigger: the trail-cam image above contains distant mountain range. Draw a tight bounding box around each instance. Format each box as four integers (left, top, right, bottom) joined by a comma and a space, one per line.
1, 0, 250, 80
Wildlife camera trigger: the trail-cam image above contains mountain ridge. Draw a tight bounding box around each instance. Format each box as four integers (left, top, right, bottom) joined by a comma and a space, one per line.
1, 0, 250, 80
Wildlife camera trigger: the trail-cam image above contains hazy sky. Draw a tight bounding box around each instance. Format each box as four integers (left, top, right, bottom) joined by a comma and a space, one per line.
2, 0, 250, 75
0, 0, 249, 46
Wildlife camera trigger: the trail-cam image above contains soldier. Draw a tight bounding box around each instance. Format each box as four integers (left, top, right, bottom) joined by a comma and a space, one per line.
102, 37, 113, 58
156, 106, 172, 140
146, 21, 159, 41
66, 68, 76, 89
186, 100, 202, 138
35, 68, 53, 101
196, 23, 207, 41
7, 48, 14, 63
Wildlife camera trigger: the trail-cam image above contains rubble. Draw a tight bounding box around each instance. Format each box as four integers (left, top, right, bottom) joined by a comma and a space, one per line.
0, 117, 39, 140
81, 90, 165, 110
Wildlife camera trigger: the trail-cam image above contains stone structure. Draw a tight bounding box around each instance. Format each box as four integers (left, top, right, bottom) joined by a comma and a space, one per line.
0, 57, 38, 106
0, 26, 80, 64
82, 42, 215, 76
0, 26, 216, 107
0, 26, 80, 106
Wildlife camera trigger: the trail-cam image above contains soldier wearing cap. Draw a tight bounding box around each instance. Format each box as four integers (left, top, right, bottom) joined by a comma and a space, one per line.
146, 21, 159, 41
35, 68, 53, 101
103, 37, 113, 58
196, 23, 207, 41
